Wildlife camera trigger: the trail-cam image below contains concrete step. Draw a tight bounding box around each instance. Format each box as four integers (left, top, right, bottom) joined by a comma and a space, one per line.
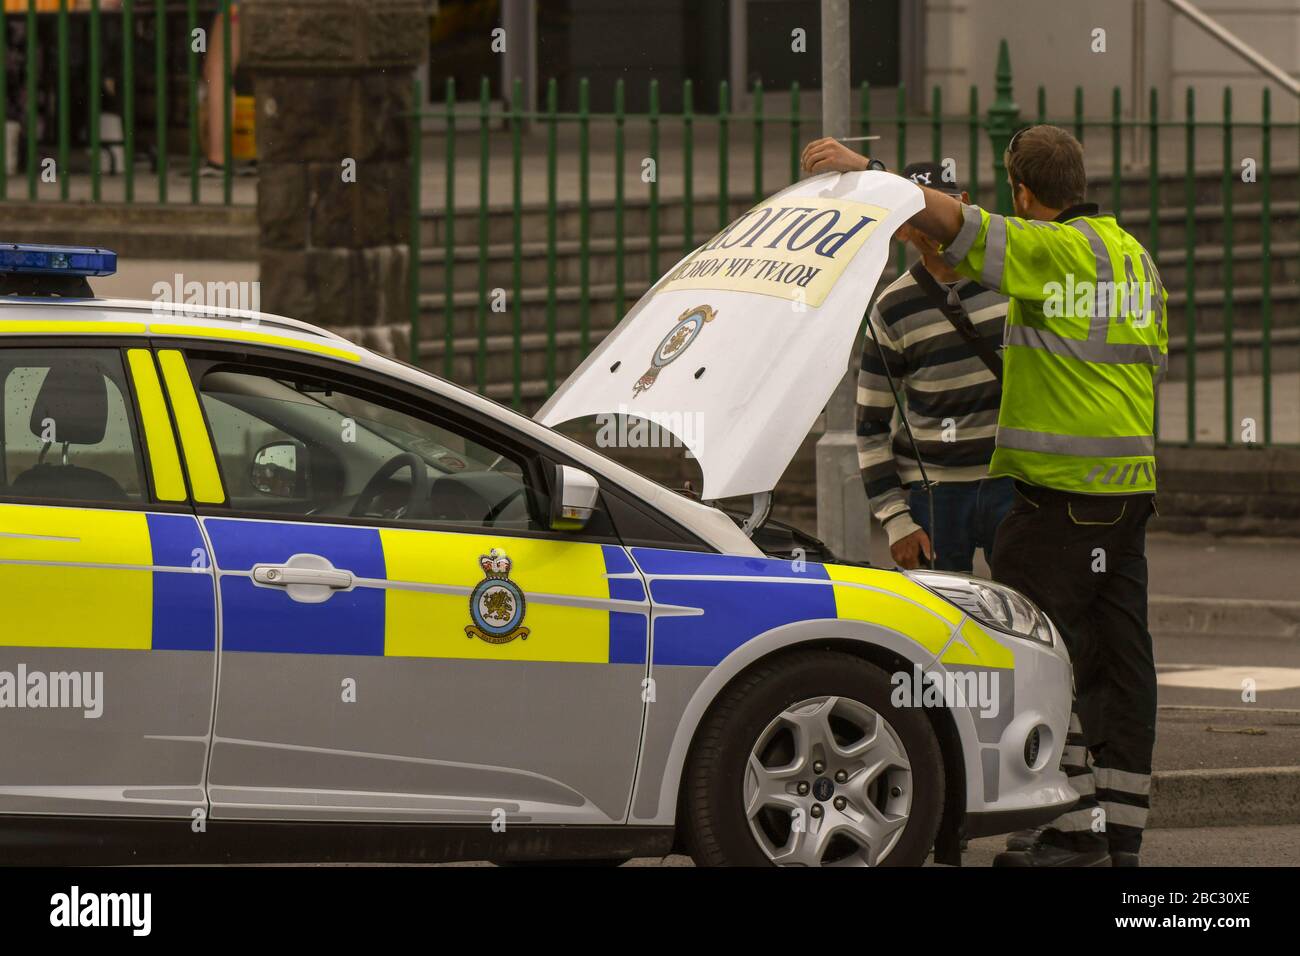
0, 200, 257, 260
416, 281, 643, 340
419, 233, 692, 295
420, 196, 752, 248
418, 182, 1300, 250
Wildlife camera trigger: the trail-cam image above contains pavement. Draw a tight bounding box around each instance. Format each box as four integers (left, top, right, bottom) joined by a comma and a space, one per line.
489, 825, 1299, 866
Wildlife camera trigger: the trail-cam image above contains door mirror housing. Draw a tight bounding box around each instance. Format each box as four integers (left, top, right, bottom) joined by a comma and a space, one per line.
550, 464, 600, 531
250, 440, 308, 498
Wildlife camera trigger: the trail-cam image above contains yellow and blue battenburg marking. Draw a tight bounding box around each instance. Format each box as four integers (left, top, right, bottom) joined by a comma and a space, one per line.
0, 504, 214, 651
629, 547, 1012, 670
201, 518, 649, 665
0, 502, 1010, 672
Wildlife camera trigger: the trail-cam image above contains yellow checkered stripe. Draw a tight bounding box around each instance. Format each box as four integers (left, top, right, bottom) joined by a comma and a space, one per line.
0, 505, 154, 650
380, 530, 621, 664
826, 565, 1014, 670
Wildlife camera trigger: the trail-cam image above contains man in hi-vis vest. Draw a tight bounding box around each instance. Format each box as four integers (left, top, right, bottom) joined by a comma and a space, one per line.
803, 125, 1167, 867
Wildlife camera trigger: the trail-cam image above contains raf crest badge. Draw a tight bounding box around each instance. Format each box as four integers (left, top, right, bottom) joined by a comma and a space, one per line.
466, 549, 530, 644
632, 304, 717, 396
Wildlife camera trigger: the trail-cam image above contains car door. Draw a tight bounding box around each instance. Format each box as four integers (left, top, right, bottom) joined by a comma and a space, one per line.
0, 343, 217, 817
156, 345, 650, 825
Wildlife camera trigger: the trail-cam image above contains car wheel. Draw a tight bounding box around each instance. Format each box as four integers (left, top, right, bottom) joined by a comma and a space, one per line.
682, 650, 944, 867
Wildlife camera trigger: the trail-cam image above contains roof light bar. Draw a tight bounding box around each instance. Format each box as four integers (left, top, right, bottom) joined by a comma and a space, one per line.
0, 243, 117, 277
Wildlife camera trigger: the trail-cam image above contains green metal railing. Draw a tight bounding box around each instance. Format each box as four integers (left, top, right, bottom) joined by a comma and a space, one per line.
0, 0, 241, 205
408, 59, 1299, 449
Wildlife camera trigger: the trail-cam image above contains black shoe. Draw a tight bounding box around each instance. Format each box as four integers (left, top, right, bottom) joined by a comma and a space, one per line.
1110, 851, 1140, 867
1005, 827, 1044, 851
993, 843, 1111, 867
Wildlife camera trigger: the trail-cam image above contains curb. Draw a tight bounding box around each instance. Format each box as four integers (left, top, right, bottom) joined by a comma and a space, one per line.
1150, 766, 1300, 828
1150, 595, 1300, 638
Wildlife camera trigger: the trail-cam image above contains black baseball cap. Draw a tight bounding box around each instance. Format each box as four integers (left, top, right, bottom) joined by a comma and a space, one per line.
901, 161, 963, 197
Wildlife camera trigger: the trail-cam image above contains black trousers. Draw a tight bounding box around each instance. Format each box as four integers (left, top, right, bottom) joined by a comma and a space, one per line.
990, 481, 1157, 854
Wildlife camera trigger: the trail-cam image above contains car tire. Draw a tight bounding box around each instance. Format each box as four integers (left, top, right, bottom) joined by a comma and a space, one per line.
681, 649, 945, 867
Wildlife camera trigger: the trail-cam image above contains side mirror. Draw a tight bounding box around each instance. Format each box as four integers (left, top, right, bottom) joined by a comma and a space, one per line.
250, 440, 308, 498
550, 464, 600, 531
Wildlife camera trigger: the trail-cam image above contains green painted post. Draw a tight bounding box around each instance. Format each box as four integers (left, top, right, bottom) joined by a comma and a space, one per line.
1147, 88, 1159, 255
895, 82, 906, 172
931, 85, 941, 163
578, 78, 590, 356
58, 0, 70, 200
187, 0, 198, 201
789, 81, 800, 184
90, 0, 102, 201
408, 77, 421, 366
0, 13, 6, 200
545, 78, 558, 392
476, 77, 489, 394
1261, 88, 1272, 444
858, 79, 871, 142
1110, 86, 1121, 222
124, 0, 135, 203
967, 85, 979, 206
221, 0, 232, 203
510, 77, 523, 410
717, 80, 729, 230
443, 77, 455, 378
155, 0, 167, 203
986, 39, 1020, 217
1148, 87, 1159, 442
1184, 87, 1197, 444
649, 79, 660, 284
614, 78, 626, 327
896, 83, 906, 275
1221, 86, 1233, 444
752, 80, 763, 204
683, 79, 694, 255
25, 0, 37, 200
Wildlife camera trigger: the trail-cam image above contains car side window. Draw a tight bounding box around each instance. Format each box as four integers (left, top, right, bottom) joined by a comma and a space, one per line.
196, 364, 546, 531
0, 348, 146, 504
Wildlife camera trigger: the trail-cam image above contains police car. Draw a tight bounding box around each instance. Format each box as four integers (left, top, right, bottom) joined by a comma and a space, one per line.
0, 174, 1073, 868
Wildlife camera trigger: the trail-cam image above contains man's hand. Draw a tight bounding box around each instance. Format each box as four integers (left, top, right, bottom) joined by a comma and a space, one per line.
800, 137, 871, 175
890, 528, 933, 570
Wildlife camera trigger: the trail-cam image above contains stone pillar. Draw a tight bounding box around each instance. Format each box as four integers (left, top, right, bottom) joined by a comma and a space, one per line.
242, 0, 431, 356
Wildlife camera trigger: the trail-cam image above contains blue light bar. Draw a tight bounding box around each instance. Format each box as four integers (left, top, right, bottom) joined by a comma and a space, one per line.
0, 243, 117, 277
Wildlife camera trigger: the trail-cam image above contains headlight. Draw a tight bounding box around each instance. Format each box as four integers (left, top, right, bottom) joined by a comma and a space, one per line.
909, 570, 1054, 646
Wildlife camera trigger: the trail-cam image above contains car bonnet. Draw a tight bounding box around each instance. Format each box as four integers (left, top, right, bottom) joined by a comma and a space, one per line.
536, 170, 925, 501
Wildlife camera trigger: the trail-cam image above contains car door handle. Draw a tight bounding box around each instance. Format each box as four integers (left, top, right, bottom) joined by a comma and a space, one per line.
252, 565, 354, 589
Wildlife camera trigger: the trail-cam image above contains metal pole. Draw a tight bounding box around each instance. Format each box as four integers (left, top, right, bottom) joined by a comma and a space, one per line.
814, 0, 870, 563
1160, 0, 1300, 99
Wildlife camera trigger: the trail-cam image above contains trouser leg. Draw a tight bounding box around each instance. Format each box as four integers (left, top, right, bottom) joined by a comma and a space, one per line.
1086, 508, 1157, 853
909, 482, 978, 573
990, 484, 1155, 852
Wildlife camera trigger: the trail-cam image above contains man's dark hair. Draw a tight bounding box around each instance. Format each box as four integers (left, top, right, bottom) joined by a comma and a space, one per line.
1004, 124, 1087, 209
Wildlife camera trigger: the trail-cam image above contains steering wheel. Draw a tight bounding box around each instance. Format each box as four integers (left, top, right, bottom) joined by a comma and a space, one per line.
483, 485, 528, 525
351, 453, 430, 519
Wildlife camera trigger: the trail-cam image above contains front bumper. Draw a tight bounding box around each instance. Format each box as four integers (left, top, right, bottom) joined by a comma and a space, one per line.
947, 616, 1078, 830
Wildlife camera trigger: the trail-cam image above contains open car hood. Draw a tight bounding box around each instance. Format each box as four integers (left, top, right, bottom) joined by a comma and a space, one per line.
537, 171, 924, 501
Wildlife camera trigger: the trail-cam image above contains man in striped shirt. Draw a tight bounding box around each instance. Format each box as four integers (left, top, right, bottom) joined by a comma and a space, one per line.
858, 162, 1012, 572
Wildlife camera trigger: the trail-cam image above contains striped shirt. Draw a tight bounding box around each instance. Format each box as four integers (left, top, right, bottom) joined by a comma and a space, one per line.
856, 267, 1009, 544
